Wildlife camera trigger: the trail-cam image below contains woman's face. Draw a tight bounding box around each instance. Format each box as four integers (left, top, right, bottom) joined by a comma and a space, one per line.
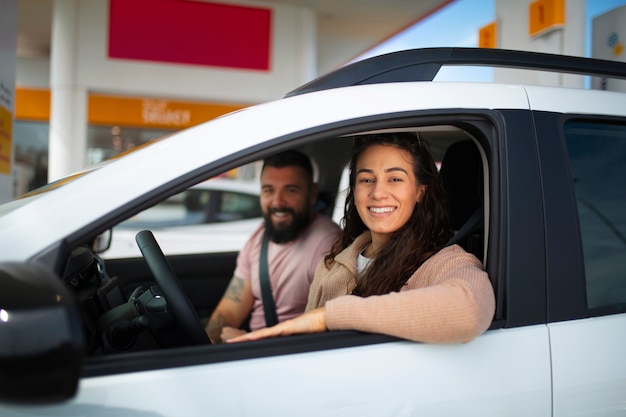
354, 144, 426, 243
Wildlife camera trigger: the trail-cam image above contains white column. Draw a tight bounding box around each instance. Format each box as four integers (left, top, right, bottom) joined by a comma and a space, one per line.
591, 4, 626, 92
49, 0, 88, 181
494, 0, 586, 87
0, 0, 17, 203
296, 7, 318, 83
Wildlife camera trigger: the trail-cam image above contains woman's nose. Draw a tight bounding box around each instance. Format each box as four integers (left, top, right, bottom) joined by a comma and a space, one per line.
370, 182, 387, 199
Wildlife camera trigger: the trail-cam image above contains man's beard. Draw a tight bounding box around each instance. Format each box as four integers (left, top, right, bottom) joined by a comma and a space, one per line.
264, 207, 312, 244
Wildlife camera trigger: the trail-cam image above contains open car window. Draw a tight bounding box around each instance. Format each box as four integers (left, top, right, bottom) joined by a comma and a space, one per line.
61, 120, 492, 367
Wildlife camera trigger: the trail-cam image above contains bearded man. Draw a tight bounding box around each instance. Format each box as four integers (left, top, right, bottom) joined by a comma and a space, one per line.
206, 150, 340, 343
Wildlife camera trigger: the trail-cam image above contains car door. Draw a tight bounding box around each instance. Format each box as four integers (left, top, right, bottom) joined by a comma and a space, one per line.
535, 113, 626, 416
0, 109, 556, 417
0, 333, 552, 417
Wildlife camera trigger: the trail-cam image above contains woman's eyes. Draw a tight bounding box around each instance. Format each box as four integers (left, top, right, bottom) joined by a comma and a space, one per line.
357, 177, 403, 183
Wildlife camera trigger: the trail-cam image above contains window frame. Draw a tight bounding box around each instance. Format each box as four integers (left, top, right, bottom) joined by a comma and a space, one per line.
78, 110, 519, 376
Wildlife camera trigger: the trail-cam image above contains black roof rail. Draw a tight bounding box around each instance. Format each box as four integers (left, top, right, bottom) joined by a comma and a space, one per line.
285, 47, 626, 98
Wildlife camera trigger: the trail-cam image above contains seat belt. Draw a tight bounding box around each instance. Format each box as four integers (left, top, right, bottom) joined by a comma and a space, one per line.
259, 233, 279, 327
445, 208, 482, 247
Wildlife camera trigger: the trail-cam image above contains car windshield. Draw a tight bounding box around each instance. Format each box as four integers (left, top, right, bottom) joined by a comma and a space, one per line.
11, 135, 170, 201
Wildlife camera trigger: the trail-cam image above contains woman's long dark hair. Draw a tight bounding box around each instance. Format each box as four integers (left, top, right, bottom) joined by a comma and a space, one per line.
325, 132, 453, 296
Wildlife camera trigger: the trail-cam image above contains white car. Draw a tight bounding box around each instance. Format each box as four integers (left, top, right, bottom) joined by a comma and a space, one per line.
1, 48, 625, 416
102, 178, 262, 258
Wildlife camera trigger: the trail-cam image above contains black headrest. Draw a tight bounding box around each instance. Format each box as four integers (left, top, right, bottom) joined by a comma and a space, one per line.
440, 140, 483, 230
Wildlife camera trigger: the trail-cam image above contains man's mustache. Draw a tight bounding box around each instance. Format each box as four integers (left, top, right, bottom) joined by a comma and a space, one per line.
268, 207, 296, 215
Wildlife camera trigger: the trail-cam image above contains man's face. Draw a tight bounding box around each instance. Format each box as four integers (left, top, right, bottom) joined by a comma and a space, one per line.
260, 165, 317, 243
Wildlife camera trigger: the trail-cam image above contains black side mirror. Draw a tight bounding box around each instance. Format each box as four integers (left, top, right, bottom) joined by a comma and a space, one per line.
0, 262, 85, 404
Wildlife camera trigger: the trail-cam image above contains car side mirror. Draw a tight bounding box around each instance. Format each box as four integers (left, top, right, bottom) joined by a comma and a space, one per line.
92, 229, 112, 254
0, 262, 85, 404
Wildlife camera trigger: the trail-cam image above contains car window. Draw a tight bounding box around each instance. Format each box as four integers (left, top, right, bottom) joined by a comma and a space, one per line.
117, 186, 261, 229
213, 190, 262, 222
564, 121, 626, 311
54, 122, 497, 379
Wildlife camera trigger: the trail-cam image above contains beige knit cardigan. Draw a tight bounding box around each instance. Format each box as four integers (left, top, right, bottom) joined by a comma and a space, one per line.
306, 232, 496, 343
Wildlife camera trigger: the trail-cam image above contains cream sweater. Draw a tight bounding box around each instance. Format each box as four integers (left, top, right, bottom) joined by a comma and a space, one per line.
306, 232, 495, 343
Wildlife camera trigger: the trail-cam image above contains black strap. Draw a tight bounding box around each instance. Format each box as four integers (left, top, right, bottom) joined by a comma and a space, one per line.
259, 233, 279, 327
445, 208, 482, 247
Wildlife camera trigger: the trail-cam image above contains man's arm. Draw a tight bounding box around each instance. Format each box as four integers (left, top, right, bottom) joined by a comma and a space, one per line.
206, 275, 254, 343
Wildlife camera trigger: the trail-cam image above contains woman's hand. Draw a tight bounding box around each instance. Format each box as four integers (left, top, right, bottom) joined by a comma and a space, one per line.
226, 307, 327, 343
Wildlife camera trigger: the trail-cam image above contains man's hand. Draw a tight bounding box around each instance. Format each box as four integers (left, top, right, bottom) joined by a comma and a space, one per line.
226, 307, 327, 343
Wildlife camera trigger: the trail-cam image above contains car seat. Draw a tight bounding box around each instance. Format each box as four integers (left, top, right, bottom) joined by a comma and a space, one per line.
439, 139, 485, 261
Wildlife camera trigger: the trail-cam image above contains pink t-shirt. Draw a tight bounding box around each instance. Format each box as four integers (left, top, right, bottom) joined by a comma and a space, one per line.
235, 213, 340, 330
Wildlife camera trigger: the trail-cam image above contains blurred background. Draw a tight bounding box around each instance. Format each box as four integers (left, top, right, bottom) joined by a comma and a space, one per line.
0, 0, 624, 202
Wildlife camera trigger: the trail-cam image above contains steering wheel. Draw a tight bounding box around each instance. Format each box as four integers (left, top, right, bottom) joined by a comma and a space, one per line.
135, 230, 210, 345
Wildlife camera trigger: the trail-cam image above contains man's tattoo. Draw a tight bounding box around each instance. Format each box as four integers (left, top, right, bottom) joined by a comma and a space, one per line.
207, 312, 229, 343
209, 312, 227, 329
224, 276, 245, 302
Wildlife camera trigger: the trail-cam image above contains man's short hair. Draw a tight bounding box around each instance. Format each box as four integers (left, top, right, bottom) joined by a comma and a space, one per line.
262, 150, 313, 182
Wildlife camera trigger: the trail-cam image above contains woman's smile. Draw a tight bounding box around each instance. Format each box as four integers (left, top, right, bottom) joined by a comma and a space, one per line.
368, 206, 396, 214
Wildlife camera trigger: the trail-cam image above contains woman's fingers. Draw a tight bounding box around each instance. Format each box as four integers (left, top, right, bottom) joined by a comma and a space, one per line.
226, 308, 326, 343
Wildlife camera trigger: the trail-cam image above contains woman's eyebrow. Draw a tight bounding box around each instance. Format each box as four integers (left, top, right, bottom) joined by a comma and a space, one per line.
385, 167, 408, 174
356, 167, 408, 174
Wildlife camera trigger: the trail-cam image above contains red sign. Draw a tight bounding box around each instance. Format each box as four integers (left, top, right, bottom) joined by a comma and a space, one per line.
109, 0, 272, 71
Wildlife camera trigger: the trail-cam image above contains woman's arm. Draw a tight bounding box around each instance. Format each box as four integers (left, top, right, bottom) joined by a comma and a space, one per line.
228, 247, 495, 344
324, 247, 495, 343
